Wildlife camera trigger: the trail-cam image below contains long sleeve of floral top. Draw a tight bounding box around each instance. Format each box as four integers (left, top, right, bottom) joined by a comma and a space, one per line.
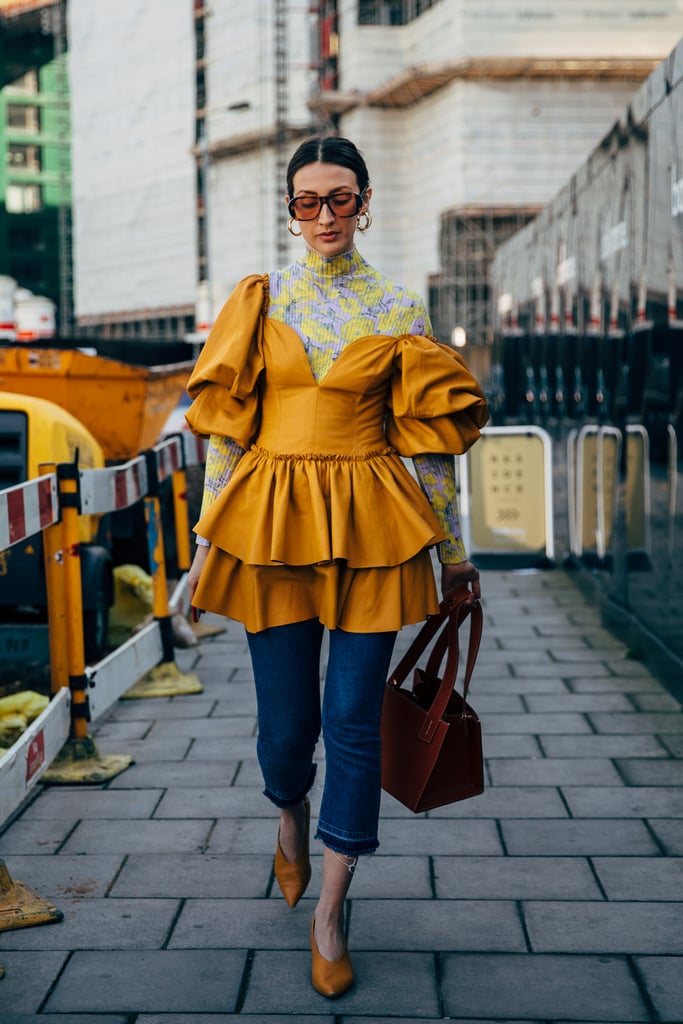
195, 247, 467, 564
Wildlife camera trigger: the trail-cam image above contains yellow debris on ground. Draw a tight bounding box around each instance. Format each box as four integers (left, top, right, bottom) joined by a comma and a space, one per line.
0, 691, 49, 749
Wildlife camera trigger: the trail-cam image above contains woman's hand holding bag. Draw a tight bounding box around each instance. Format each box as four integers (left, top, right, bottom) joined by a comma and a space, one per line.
381, 587, 484, 813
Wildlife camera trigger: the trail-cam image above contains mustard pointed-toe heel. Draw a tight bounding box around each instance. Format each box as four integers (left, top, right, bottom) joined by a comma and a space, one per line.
310, 915, 354, 999
273, 798, 311, 907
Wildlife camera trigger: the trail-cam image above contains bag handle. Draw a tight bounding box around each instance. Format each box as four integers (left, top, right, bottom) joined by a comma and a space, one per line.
418, 598, 483, 741
387, 589, 483, 744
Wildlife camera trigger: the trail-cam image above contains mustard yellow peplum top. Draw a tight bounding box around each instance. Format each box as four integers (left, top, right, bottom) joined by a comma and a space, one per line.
186, 274, 488, 633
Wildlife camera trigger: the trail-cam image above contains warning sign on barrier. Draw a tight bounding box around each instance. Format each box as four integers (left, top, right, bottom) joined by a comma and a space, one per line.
459, 426, 554, 565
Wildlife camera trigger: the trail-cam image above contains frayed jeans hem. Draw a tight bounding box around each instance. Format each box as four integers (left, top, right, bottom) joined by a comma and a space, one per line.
314, 827, 379, 857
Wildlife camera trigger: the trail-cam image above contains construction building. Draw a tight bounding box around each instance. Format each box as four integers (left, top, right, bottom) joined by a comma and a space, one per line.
4, 1, 683, 356
0, 0, 71, 332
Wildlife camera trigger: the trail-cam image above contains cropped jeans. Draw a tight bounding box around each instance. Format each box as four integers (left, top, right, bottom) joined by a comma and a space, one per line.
246, 619, 397, 856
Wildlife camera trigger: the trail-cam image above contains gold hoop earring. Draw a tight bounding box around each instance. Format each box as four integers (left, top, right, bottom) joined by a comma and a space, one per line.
287, 217, 302, 237
357, 211, 372, 232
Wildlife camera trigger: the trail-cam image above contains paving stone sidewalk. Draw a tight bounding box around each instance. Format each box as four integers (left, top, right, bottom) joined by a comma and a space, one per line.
0, 568, 681, 1022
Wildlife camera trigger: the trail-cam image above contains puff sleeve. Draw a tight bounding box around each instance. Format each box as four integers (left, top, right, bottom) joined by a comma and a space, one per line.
386, 335, 489, 456
185, 274, 267, 448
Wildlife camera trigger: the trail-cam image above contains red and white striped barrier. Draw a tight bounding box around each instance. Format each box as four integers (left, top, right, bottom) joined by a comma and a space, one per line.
154, 436, 183, 484
182, 433, 209, 466
0, 474, 59, 550
79, 456, 148, 516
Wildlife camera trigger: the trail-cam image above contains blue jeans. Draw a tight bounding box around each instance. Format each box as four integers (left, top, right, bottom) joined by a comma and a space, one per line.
246, 619, 397, 856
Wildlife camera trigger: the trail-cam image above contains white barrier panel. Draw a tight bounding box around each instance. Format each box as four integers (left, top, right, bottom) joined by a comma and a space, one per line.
154, 436, 183, 483
0, 688, 70, 826
86, 620, 164, 723
181, 433, 208, 466
170, 572, 189, 616
79, 456, 148, 517
459, 425, 555, 564
0, 474, 59, 550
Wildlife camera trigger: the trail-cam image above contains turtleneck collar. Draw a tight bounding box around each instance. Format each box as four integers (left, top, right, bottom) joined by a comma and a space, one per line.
300, 246, 365, 279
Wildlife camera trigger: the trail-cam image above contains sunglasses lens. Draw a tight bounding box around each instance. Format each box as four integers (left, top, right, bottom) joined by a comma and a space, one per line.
290, 197, 322, 220
328, 192, 358, 216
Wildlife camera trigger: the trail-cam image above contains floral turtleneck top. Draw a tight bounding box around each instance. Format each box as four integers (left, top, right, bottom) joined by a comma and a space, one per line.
197, 247, 467, 563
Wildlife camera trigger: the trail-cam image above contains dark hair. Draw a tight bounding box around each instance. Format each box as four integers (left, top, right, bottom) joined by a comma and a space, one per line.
286, 136, 370, 196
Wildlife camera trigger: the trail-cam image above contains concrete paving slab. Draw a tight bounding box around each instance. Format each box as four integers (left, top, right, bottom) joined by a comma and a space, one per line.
93, 719, 152, 739
427, 786, 568, 818
138, 1017, 330, 1024
342, 1020, 543, 1024
1, 1015, 128, 1024
440, 953, 649, 1021
2, 853, 123, 899
591, 856, 683, 899
433, 856, 601, 900
488, 758, 623, 786
205, 818, 285, 855
501, 819, 659, 856
0, 897, 179, 950
659, 734, 683, 756
615, 759, 683, 785
468, 694, 527, 712
648, 819, 683, 854
169, 898, 320, 950
110, 852, 273, 899
524, 693, 635, 712
349, 898, 526, 951
108, 760, 240, 789
154, 786, 281, 819
476, 648, 555, 665
0, 818, 75, 855
634, 956, 683, 1021
0, 951, 69, 1013
59, 818, 213, 855
109, 698, 219, 720
137, 1017, 330, 1024
20, 788, 162, 820
515, 661, 613, 678
44, 950, 247, 1014
539, 735, 670, 758
336, 854, 432, 898
358, 817, 504, 856
631, 692, 682, 711
523, 900, 683, 953
97, 735, 193, 760
184, 736, 262, 762
476, 713, 593, 734
148, 719, 257, 740
561, 786, 683, 817
473, 676, 571, 694
568, 676, 665, 693
588, 712, 683, 734
477, 734, 545, 757
241, 950, 439, 1016
233, 760, 273, 787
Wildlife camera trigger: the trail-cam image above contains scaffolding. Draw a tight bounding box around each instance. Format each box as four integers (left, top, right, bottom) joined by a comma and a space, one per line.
429, 207, 539, 347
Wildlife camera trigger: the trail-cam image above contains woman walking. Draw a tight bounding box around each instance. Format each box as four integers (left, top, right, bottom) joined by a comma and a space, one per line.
186, 136, 487, 998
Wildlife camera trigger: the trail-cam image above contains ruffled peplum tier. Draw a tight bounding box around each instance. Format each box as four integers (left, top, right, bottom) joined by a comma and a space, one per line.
193, 444, 447, 569
193, 545, 441, 634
